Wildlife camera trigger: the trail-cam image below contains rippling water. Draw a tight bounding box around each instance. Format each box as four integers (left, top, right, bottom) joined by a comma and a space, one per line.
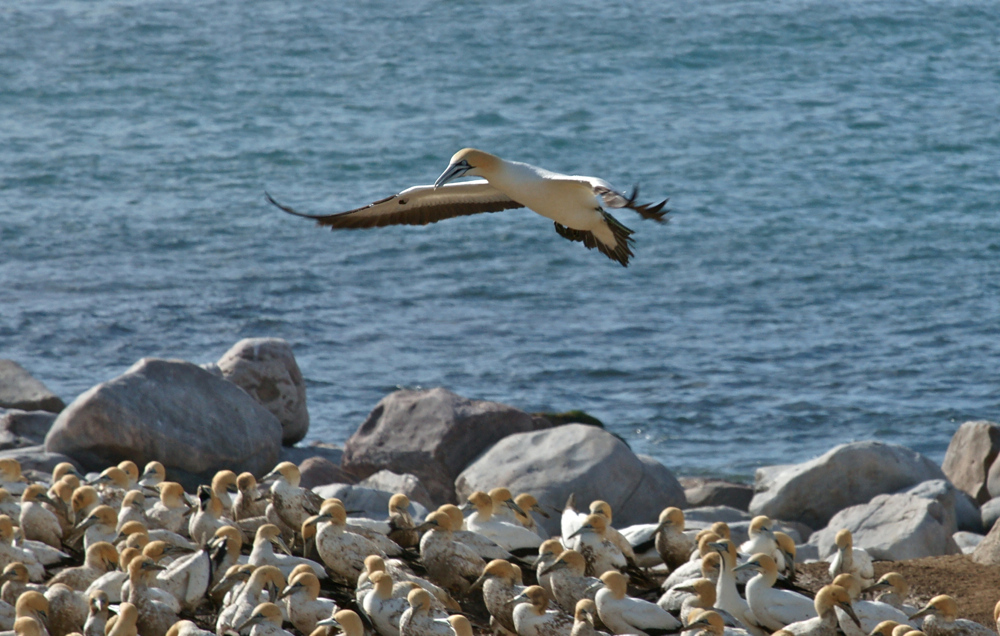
2, 0, 998, 479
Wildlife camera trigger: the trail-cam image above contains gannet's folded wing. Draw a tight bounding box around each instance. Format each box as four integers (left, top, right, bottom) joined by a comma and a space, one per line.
266, 180, 524, 229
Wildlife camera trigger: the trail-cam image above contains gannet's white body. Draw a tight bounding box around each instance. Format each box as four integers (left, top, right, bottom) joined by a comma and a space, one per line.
269, 149, 669, 267
736, 554, 813, 631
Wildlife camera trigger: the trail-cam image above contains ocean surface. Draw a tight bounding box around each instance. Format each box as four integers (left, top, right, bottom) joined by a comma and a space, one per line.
2, 0, 998, 480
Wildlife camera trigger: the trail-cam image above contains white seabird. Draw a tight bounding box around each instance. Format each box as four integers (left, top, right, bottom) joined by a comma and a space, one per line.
268, 148, 669, 267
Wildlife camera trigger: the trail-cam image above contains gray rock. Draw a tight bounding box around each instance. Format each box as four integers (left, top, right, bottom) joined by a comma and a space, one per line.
681, 506, 752, 525
217, 338, 309, 446
794, 543, 821, 563
298, 456, 357, 490
281, 443, 344, 467
0, 409, 57, 450
684, 479, 754, 510
455, 424, 685, 536
808, 493, 960, 560
44, 357, 282, 490
898, 479, 983, 535
941, 420, 1000, 504
981, 497, 1000, 531
750, 441, 946, 529
0, 445, 80, 474
987, 450, 1000, 500
313, 483, 429, 521
971, 516, 1000, 565
952, 531, 985, 554
359, 470, 435, 510
342, 388, 542, 503
0, 360, 65, 413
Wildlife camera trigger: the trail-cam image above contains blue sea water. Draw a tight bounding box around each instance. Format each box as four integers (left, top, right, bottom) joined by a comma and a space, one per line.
2, 0, 998, 480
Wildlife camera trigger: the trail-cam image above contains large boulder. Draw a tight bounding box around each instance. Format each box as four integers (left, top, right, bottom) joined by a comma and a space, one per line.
808, 493, 960, 560
971, 514, 1000, 565
682, 478, 753, 510
455, 424, 686, 535
216, 338, 309, 446
750, 441, 945, 529
341, 388, 543, 503
0, 360, 64, 413
898, 479, 983, 535
941, 421, 1000, 504
45, 358, 282, 489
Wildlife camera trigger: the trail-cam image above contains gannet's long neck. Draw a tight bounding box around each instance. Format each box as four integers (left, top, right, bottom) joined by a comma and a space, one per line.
715, 554, 742, 614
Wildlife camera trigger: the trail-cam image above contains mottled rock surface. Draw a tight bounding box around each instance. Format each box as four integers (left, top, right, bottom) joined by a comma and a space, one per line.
455, 423, 685, 535
750, 441, 945, 529
359, 469, 434, 509
941, 420, 1000, 504
217, 338, 309, 446
342, 387, 543, 503
45, 357, 282, 488
0, 360, 64, 413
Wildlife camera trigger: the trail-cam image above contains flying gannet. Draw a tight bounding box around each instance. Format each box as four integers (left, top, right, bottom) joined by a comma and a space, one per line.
267, 149, 669, 267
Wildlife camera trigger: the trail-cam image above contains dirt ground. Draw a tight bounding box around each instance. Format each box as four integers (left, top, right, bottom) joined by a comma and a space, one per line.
797, 555, 1000, 627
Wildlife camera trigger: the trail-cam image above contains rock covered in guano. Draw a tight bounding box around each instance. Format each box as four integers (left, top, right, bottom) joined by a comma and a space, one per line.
44, 357, 282, 488
455, 423, 686, 535
341, 387, 543, 503
216, 337, 309, 445
750, 440, 946, 529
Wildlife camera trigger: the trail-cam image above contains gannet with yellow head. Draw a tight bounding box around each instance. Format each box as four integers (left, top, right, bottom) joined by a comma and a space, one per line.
539, 550, 600, 615
268, 148, 669, 267
463, 491, 542, 556
397, 589, 452, 636
909, 595, 997, 636
594, 571, 680, 636
510, 585, 574, 636
830, 574, 915, 636
828, 530, 874, 588
780, 585, 860, 636
734, 553, 813, 631
279, 571, 337, 635
416, 510, 485, 596
470, 559, 525, 635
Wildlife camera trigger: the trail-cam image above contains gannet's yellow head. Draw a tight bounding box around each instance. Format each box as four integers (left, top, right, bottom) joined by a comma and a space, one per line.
264, 462, 300, 487
317, 610, 364, 636
589, 500, 612, 521
437, 504, 464, 530
514, 493, 549, 519
281, 571, 320, 601
574, 599, 597, 623
21, 484, 49, 504
549, 549, 586, 576
111, 603, 138, 634
368, 570, 393, 597
518, 585, 549, 614
122, 490, 144, 509
599, 571, 628, 598
696, 531, 721, 556
573, 513, 609, 538
774, 531, 796, 558
865, 571, 908, 596
84, 505, 119, 530
446, 615, 473, 636
710, 522, 731, 540
117, 461, 139, 485
471, 559, 517, 590
816, 585, 860, 626
868, 620, 902, 636
86, 541, 119, 570
891, 625, 914, 636
388, 493, 410, 514
141, 461, 165, 484
0, 459, 23, 482
420, 510, 453, 533
13, 617, 44, 636
1, 562, 29, 583
318, 501, 347, 526
678, 578, 716, 607
466, 491, 493, 515
701, 552, 721, 579
156, 482, 186, 507
88, 590, 109, 615
733, 552, 777, 577
687, 610, 726, 636
748, 515, 773, 536
658, 507, 685, 531
97, 466, 129, 489
538, 538, 563, 558
406, 587, 432, 611
72, 486, 99, 513
236, 472, 257, 491
835, 529, 854, 550
212, 470, 238, 496
910, 595, 958, 622
238, 603, 284, 631
52, 462, 81, 483
832, 573, 863, 600
364, 554, 386, 574
14, 591, 48, 624
434, 149, 500, 188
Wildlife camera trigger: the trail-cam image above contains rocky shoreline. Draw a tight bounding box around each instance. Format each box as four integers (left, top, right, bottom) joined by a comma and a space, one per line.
3, 338, 1000, 623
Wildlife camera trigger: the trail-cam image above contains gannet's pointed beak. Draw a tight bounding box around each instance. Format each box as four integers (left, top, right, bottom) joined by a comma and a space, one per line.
434, 160, 471, 188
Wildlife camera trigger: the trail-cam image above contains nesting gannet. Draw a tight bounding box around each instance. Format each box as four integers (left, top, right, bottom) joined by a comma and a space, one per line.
735, 553, 813, 631
357, 555, 459, 613
773, 532, 798, 581
316, 610, 365, 636
278, 571, 336, 634
211, 471, 238, 518
673, 578, 742, 628
533, 540, 563, 599
0, 461, 28, 496
147, 483, 189, 535
1, 563, 46, 605
216, 565, 285, 636
92, 467, 130, 511
188, 485, 236, 546
864, 573, 918, 616
116, 492, 149, 533
828, 530, 874, 588
45, 480, 76, 537
139, 463, 165, 490
738, 517, 784, 573
571, 599, 608, 636
20, 485, 63, 549
126, 556, 179, 636
471, 560, 526, 634
594, 571, 679, 636
416, 511, 485, 596
662, 533, 722, 592
583, 502, 636, 565
709, 540, 763, 636
685, 609, 752, 636
13, 592, 50, 636
270, 149, 670, 267
398, 589, 452, 636
71, 487, 100, 522
47, 542, 117, 591
0, 517, 46, 582
362, 571, 417, 636
780, 585, 860, 636
263, 463, 324, 531
232, 473, 268, 522
511, 585, 574, 636
117, 462, 140, 490
236, 603, 295, 636
152, 534, 223, 612
830, 574, 914, 636
564, 515, 626, 578
653, 507, 696, 572
106, 602, 139, 636
435, 504, 513, 562
464, 492, 542, 556
312, 502, 386, 585
512, 494, 550, 539
43, 582, 88, 636
250, 524, 326, 580
909, 596, 997, 636
539, 550, 599, 615
75, 505, 117, 551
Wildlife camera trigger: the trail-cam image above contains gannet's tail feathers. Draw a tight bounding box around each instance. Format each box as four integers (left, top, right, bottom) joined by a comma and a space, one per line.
595, 184, 670, 223
553, 212, 635, 267
266, 180, 523, 229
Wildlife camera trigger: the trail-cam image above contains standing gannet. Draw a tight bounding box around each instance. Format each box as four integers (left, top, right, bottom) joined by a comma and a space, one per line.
263, 463, 324, 532
511, 586, 574, 636
570, 599, 608, 636
539, 550, 599, 615
1, 563, 46, 605
773, 532, 798, 582
126, 556, 179, 636
233, 473, 268, 522
595, 571, 679, 636
188, 485, 236, 546
654, 507, 696, 572
250, 524, 326, 580
116, 491, 149, 533
46, 542, 117, 591
864, 573, 918, 616
236, 603, 295, 636
735, 553, 813, 631
44, 479, 77, 538
685, 609, 752, 636
909, 596, 997, 636
362, 571, 419, 636
512, 494, 550, 539
75, 505, 118, 551
780, 585, 860, 636
471, 560, 526, 635
398, 589, 451, 636
584, 502, 636, 564
147, 483, 190, 535
20, 485, 63, 549
83, 591, 108, 636
674, 578, 743, 628
268, 149, 669, 268
279, 571, 337, 634
830, 574, 914, 636
383, 494, 419, 549
828, 530, 874, 588
709, 540, 765, 636
565, 515, 626, 578
211, 472, 238, 518
464, 492, 542, 556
